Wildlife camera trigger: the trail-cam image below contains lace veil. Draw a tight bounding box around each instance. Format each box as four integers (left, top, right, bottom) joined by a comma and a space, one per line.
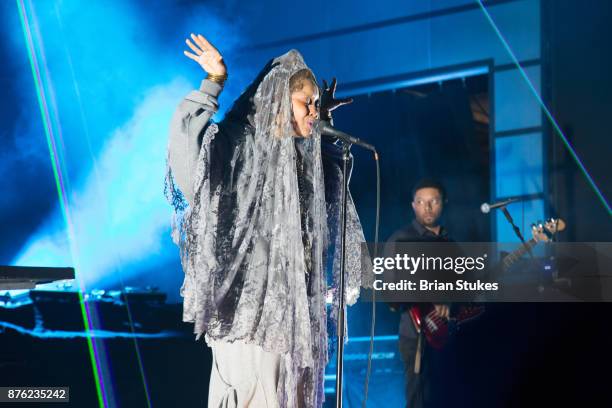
165, 49, 368, 407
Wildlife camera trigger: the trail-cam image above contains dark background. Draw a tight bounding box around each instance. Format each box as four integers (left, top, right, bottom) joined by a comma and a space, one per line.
1, 1, 611, 407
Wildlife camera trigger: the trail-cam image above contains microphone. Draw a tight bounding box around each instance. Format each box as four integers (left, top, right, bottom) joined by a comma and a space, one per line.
480, 198, 518, 214
315, 120, 376, 152
481, 193, 544, 214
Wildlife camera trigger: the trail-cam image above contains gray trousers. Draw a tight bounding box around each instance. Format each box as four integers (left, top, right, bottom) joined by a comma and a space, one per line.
208, 340, 282, 408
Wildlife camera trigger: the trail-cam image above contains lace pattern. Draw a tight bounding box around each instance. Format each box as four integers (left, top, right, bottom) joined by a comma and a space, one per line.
165, 50, 368, 407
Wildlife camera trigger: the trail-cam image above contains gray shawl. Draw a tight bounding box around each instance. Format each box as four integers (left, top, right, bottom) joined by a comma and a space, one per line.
165, 50, 368, 407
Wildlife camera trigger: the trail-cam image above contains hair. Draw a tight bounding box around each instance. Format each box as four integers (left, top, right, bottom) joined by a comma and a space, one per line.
289, 68, 317, 94
411, 178, 447, 203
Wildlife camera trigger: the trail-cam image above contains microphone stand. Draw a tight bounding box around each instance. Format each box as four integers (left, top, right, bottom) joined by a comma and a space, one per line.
335, 140, 350, 408
500, 206, 555, 294
501, 206, 534, 258
319, 120, 377, 407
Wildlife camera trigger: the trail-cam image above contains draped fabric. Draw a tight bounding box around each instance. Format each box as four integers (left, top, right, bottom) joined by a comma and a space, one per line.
165, 49, 369, 407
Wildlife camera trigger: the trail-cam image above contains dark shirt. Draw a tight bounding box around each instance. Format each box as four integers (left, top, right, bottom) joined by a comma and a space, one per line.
387, 219, 451, 337
388, 219, 450, 243
321, 136, 353, 284
294, 138, 314, 295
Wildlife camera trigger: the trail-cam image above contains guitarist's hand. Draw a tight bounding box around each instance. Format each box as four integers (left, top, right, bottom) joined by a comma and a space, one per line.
434, 304, 450, 319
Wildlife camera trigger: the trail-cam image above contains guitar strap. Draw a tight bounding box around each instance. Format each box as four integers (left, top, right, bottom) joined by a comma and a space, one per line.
414, 331, 423, 374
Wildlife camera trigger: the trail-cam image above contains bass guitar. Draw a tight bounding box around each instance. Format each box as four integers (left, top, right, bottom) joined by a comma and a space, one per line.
408, 218, 566, 349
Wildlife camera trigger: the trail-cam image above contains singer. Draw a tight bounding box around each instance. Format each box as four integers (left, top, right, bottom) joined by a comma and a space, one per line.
164, 34, 368, 407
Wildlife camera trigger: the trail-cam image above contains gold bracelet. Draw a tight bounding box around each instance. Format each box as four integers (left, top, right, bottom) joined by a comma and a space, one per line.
207, 72, 228, 85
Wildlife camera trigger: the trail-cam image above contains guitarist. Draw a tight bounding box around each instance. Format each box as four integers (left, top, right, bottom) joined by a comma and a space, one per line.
386, 178, 454, 408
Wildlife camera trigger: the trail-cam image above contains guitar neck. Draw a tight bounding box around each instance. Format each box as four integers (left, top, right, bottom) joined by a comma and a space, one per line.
502, 239, 538, 270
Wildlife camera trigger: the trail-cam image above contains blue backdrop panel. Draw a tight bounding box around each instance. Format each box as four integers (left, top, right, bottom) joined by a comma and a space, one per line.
495, 198, 545, 242
494, 66, 542, 132
495, 132, 543, 198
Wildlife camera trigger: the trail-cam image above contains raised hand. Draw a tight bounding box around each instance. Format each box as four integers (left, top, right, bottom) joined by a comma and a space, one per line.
184, 33, 227, 76
320, 77, 353, 121
433, 304, 450, 319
